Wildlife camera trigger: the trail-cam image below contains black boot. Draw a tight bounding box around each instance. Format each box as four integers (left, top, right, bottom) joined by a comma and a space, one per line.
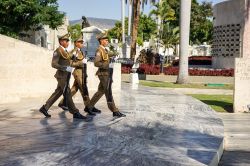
113, 111, 126, 118
84, 107, 96, 116
58, 103, 69, 111
92, 107, 101, 114
39, 105, 51, 118
73, 112, 92, 121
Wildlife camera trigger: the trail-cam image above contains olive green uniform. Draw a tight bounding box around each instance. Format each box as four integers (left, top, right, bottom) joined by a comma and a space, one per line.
87, 46, 118, 112
59, 48, 90, 106
44, 46, 83, 114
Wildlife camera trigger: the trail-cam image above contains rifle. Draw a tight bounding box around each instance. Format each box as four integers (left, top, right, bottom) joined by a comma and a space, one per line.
107, 57, 115, 103
82, 50, 89, 98
62, 54, 76, 107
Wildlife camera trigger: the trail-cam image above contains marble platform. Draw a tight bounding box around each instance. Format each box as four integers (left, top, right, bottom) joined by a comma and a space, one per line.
0, 83, 224, 166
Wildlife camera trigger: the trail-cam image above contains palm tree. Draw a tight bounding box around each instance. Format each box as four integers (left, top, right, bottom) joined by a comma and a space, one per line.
149, 0, 177, 56
161, 23, 179, 63
176, 0, 192, 84
149, 0, 176, 24
128, 0, 157, 61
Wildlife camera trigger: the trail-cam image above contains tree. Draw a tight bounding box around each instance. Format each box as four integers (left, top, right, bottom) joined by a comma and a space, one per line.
0, 0, 65, 38
176, 0, 192, 84
149, 0, 176, 23
130, 0, 157, 61
150, 0, 178, 56
138, 14, 157, 42
151, 0, 213, 45
189, 1, 213, 44
108, 15, 156, 45
68, 24, 82, 42
108, 18, 128, 42
161, 23, 179, 59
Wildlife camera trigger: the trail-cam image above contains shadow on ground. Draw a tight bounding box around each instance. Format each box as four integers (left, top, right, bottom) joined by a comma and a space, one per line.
0, 112, 223, 166
199, 100, 233, 113
219, 151, 250, 166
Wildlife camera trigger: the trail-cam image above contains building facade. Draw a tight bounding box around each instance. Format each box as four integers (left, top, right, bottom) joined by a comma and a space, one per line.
20, 17, 69, 50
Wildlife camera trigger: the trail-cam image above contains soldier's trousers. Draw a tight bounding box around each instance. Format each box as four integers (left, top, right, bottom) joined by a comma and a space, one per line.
44, 78, 79, 114
88, 75, 118, 112
59, 74, 90, 106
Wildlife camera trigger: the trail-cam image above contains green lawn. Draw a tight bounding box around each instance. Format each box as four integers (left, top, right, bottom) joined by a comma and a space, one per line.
188, 94, 233, 113
140, 80, 233, 90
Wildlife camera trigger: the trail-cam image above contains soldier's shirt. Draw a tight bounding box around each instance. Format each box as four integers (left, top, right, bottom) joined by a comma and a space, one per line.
94, 46, 110, 76
70, 48, 85, 78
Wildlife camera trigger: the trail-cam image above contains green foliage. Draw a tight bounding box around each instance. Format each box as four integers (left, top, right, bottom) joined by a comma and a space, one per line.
189, 1, 213, 44
0, 0, 65, 38
161, 23, 179, 50
189, 94, 233, 113
137, 37, 144, 46
138, 14, 157, 41
108, 15, 156, 44
151, 0, 213, 45
150, 0, 176, 22
140, 80, 234, 90
68, 24, 82, 42
108, 21, 124, 42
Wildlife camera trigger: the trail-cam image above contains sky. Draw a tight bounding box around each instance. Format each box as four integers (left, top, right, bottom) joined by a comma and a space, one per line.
58, 0, 227, 21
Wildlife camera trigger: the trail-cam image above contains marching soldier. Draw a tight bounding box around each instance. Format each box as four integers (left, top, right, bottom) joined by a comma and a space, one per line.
84, 32, 126, 118
58, 36, 101, 116
39, 33, 91, 121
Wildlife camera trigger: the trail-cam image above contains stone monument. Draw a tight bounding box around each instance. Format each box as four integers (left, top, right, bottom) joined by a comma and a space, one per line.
214, 0, 250, 112
212, 0, 244, 69
234, 0, 250, 112
129, 62, 139, 85
82, 26, 103, 57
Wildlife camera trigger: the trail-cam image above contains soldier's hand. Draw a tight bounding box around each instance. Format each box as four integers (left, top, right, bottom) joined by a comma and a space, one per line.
109, 63, 114, 68
114, 56, 119, 61
82, 58, 88, 64
66, 66, 73, 73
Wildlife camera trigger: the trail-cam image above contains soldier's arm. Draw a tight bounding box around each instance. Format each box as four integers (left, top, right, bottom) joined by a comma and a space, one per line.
70, 60, 83, 68
94, 51, 109, 69
68, 50, 84, 68
51, 52, 67, 71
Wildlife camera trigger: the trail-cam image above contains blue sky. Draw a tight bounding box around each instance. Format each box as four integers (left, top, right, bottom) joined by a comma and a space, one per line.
58, 0, 226, 21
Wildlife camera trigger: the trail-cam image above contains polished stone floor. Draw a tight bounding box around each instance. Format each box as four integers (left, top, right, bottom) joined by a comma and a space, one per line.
0, 83, 224, 166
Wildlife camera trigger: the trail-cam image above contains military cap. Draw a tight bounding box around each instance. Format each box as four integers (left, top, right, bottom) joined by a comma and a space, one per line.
74, 36, 84, 43
58, 33, 70, 41
96, 31, 108, 40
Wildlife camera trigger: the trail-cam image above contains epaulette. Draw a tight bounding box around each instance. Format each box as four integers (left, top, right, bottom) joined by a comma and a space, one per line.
56, 47, 70, 60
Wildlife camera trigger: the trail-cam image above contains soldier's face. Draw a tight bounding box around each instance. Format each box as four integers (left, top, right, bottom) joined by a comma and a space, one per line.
101, 39, 109, 47
59, 39, 69, 48
75, 41, 84, 48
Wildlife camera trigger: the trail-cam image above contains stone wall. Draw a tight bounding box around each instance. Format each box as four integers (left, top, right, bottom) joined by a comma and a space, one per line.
0, 34, 121, 104
212, 56, 235, 69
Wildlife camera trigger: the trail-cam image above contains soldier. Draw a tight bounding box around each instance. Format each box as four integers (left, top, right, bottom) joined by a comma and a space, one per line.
58, 36, 101, 116
84, 32, 126, 118
39, 33, 91, 121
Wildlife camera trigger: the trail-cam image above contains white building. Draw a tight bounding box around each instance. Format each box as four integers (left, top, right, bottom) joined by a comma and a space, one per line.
20, 17, 69, 51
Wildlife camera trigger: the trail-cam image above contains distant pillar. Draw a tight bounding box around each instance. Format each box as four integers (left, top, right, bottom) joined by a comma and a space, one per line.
128, 0, 133, 37
157, 0, 162, 54
122, 0, 126, 44
121, 0, 126, 58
